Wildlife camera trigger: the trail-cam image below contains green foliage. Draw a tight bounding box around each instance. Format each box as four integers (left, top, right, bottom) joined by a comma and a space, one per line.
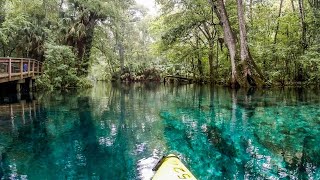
111, 67, 161, 82
151, 0, 224, 82
36, 44, 81, 90
0, 0, 139, 89
89, 3, 157, 81
300, 46, 320, 83
0, 13, 30, 56
246, 1, 320, 85
152, 0, 320, 85
0, 0, 50, 59
1, 0, 320, 87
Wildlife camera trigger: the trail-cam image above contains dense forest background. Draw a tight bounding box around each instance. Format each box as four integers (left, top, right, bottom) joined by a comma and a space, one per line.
0, 0, 319, 89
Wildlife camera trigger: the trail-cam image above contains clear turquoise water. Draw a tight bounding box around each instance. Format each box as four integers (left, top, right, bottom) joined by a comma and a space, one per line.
0, 83, 319, 180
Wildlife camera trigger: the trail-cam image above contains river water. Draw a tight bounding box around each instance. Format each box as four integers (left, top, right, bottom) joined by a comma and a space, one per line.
0, 82, 319, 180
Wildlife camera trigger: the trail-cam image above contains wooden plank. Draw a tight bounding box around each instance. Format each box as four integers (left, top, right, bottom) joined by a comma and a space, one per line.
0, 73, 28, 83
0, 73, 8, 77
9, 58, 11, 81
0, 59, 23, 63
11, 59, 22, 63
0, 59, 9, 63
0, 78, 9, 83
11, 72, 23, 77
0, 58, 42, 84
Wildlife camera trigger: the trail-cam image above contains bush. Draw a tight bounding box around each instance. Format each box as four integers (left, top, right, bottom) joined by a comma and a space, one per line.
111, 67, 161, 82
36, 43, 83, 90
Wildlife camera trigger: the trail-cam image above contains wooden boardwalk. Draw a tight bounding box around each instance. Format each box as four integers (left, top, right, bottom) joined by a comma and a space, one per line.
164, 75, 194, 83
165, 75, 193, 81
0, 58, 43, 83
0, 100, 40, 131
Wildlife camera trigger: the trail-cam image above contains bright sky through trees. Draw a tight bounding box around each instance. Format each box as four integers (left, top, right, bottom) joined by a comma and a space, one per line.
135, 0, 158, 15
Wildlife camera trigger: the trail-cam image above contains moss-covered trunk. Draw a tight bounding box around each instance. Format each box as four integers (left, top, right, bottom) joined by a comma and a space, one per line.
212, 0, 239, 88
208, 41, 215, 83
237, 0, 265, 87
77, 17, 96, 76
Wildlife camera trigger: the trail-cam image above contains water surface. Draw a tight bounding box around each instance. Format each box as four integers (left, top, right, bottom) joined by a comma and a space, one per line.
0, 83, 319, 179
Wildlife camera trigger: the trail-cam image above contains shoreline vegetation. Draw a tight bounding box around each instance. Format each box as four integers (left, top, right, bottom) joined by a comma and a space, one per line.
0, 0, 319, 90
109, 68, 320, 87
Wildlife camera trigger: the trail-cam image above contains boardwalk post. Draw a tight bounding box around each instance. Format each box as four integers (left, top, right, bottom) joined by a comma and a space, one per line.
9, 58, 12, 81
20, 59, 23, 79
16, 78, 22, 102
29, 79, 32, 90
28, 59, 31, 76
16, 86, 21, 101
10, 104, 15, 130
16, 83, 21, 93
21, 101, 25, 124
32, 60, 35, 76
33, 100, 36, 117
29, 103, 32, 123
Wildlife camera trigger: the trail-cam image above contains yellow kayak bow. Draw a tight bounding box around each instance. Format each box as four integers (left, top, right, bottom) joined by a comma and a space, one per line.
152, 154, 197, 180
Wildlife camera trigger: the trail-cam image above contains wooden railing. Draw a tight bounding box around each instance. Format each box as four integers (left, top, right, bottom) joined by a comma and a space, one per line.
0, 100, 40, 129
0, 58, 43, 83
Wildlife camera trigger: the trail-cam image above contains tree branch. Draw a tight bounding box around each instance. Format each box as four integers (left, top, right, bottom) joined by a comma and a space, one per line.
198, 25, 210, 41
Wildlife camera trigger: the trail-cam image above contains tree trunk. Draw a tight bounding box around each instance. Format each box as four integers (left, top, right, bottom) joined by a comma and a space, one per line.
208, 41, 215, 83
216, 39, 219, 79
291, 0, 296, 11
237, 0, 265, 87
119, 42, 124, 74
116, 28, 125, 74
210, 0, 265, 87
82, 19, 96, 75
197, 57, 203, 79
250, 0, 253, 26
191, 57, 196, 79
210, 0, 239, 88
74, 15, 96, 76
298, 0, 308, 51
274, 0, 284, 44
198, 22, 216, 83
196, 35, 203, 80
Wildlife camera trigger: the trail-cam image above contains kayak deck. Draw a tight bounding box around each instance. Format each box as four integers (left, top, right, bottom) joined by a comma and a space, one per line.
152, 154, 197, 180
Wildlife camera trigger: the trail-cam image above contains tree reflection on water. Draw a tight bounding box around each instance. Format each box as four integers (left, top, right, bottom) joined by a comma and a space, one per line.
0, 83, 319, 179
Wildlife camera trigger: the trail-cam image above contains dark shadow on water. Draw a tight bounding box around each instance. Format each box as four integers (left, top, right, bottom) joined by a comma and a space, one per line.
76, 97, 110, 179
0, 99, 50, 179
0, 83, 319, 179
206, 126, 236, 158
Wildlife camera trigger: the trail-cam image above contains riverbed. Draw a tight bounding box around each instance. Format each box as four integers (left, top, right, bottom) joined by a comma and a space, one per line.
0, 83, 319, 179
